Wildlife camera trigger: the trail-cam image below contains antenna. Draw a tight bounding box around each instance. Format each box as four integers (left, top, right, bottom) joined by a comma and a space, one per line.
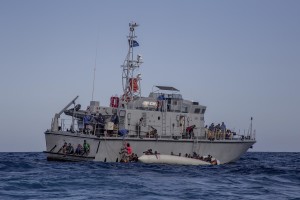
250, 117, 253, 139
92, 28, 100, 101
92, 48, 97, 101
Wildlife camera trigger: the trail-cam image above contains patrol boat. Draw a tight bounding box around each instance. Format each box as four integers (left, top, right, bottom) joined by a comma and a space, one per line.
44, 22, 256, 164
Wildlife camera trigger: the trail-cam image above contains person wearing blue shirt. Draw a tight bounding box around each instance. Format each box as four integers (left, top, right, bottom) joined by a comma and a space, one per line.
221, 122, 226, 132
83, 115, 91, 133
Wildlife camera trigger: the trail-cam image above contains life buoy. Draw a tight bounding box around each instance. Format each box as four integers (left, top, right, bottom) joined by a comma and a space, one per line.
129, 78, 139, 92
110, 96, 119, 108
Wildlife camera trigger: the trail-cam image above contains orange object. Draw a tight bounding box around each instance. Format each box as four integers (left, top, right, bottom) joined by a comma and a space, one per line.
129, 78, 139, 92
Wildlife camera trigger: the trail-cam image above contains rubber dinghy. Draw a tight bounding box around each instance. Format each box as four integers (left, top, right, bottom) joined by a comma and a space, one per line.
138, 155, 217, 165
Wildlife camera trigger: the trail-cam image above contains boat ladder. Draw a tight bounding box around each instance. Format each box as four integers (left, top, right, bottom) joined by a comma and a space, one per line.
161, 111, 167, 135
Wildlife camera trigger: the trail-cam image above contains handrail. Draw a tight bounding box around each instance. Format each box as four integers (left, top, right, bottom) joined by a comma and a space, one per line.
58, 117, 255, 141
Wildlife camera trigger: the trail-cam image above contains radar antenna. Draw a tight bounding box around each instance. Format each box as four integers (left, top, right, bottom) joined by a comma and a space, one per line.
121, 22, 143, 103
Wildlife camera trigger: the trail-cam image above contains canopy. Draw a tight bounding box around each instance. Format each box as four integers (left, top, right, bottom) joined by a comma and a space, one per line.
155, 86, 179, 92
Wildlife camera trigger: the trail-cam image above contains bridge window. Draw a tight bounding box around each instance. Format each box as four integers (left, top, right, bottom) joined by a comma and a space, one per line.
194, 108, 201, 113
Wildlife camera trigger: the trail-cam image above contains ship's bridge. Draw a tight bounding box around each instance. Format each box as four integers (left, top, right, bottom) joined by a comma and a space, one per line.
126, 86, 206, 114
151, 85, 205, 114
149, 85, 182, 99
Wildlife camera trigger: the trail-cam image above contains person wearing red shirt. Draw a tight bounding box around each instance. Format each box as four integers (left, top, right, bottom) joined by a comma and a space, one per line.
126, 143, 132, 155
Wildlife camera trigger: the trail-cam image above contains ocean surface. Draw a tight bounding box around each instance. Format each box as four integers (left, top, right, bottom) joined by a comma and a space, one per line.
0, 152, 299, 200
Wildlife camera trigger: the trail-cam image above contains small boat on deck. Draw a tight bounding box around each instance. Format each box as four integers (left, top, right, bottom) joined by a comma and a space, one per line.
138, 154, 220, 166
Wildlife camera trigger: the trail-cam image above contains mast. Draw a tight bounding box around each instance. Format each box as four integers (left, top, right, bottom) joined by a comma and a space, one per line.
121, 22, 143, 103
250, 117, 253, 139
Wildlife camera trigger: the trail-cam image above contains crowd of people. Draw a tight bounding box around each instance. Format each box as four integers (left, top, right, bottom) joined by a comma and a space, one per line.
187, 152, 218, 165
81, 111, 120, 136
206, 122, 234, 140
61, 140, 90, 156
81, 113, 106, 134
143, 149, 159, 155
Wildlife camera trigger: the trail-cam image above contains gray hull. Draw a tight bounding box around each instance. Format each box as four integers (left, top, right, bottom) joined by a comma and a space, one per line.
45, 131, 255, 164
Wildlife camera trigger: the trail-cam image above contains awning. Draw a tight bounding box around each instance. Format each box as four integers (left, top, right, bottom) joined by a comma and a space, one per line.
155, 86, 179, 92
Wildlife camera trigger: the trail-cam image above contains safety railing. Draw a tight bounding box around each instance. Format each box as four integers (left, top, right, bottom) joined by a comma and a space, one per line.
203, 129, 255, 141
58, 118, 256, 141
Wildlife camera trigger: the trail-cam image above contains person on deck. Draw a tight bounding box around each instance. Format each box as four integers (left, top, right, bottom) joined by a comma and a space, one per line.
96, 113, 105, 134
111, 111, 119, 133
209, 123, 215, 132
186, 125, 196, 139
215, 124, 221, 132
111, 113, 119, 125
83, 115, 91, 133
157, 94, 165, 111
220, 122, 226, 139
221, 122, 226, 132
208, 123, 215, 140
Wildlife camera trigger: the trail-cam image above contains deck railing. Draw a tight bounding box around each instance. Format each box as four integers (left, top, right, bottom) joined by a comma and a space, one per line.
58, 119, 255, 141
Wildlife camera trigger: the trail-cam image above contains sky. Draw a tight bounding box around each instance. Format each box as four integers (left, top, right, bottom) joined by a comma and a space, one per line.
0, 0, 299, 152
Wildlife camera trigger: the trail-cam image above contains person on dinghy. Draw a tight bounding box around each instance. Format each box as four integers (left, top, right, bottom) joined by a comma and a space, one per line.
126, 143, 132, 155
66, 143, 74, 154
143, 149, 153, 155
75, 144, 83, 155
83, 140, 90, 155
62, 142, 67, 155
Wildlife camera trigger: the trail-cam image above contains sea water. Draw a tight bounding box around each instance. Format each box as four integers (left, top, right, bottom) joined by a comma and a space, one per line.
0, 152, 299, 200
